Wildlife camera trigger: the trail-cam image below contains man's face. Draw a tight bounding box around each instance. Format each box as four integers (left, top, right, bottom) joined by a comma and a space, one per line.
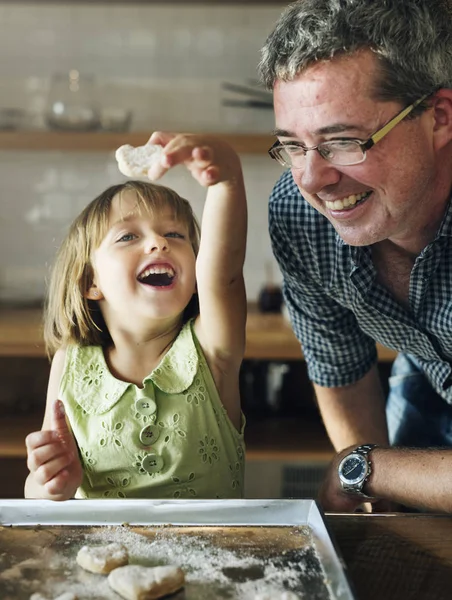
273, 50, 439, 248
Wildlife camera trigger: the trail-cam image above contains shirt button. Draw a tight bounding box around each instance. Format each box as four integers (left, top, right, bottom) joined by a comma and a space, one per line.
135, 398, 157, 416
142, 453, 164, 474
139, 425, 160, 446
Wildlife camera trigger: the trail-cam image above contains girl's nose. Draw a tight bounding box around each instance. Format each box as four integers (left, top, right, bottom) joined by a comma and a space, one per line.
144, 235, 168, 254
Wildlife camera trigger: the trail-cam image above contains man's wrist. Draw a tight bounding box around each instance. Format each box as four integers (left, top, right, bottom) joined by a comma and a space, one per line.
361, 445, 386, 498
337, 443, 379, 499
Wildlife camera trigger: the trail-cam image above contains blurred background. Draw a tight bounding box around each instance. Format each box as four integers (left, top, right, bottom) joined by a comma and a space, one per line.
0, 0, 286, 306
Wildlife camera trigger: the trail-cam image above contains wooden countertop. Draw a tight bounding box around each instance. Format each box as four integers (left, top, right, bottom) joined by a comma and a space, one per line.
0, 307, 397, 362
327, 513, 452, 600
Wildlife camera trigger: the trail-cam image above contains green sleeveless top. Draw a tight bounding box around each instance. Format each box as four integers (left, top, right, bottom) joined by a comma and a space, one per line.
59, 319, 245, 499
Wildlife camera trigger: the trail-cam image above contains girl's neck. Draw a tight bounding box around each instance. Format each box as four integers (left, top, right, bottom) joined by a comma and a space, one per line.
104, 318, 183, 386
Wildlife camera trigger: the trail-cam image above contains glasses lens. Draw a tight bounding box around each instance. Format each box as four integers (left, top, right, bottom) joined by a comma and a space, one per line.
275, 145, 306, 168
318, 141, 365, 166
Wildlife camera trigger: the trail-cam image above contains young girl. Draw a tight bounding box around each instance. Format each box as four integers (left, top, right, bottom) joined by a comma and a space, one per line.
25, 132, 247, 500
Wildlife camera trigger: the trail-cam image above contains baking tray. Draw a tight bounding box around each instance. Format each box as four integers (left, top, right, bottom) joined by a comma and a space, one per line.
0, 499, 355, 600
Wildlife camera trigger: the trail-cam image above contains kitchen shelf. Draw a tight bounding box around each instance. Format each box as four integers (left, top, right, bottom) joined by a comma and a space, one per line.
0, 307, 398, 362
0, 131, 274, 154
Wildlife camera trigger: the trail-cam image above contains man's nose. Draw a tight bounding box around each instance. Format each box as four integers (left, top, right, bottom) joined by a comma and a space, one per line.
144, 234, 168, 253
295, 151, 341, 195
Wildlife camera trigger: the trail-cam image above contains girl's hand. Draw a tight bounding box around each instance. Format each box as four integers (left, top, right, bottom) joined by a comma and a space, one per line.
146, 132, 242, 187
25, 399, 83, 500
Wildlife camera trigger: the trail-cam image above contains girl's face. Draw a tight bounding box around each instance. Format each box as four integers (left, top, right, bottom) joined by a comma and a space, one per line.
87, 190, 197, 329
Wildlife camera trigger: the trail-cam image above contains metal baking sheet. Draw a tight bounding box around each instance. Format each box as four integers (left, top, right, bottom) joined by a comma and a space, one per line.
0, 499, 355, 600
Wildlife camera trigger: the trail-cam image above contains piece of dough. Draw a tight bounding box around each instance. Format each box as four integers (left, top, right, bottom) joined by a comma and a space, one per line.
108, 564, 185, 600
115, 143, 164, 177
76, 542, 128, 574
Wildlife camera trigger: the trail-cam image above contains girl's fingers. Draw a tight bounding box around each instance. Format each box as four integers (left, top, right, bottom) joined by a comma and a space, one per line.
27, 441, 71, 473
51, 399, 69, 437
147, 131, 174, 147
146, 132, 226, 185
51, 400, 77, 453
201, 165, 220, 185
25, 429, 58, 452
192, 145, 213, 163
161, 136, 213, 166
147, 162, 169, 181
44, 470, 72, 497
33, 454, 74, 487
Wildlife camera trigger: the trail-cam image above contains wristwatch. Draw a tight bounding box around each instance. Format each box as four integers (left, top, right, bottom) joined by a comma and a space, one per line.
338, 444, 378, 499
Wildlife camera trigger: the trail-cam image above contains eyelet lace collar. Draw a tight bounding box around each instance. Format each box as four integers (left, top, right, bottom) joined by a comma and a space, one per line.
70, 320, 199, 415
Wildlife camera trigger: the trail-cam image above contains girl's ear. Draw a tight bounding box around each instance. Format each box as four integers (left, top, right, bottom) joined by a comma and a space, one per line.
84, 284, 104, 301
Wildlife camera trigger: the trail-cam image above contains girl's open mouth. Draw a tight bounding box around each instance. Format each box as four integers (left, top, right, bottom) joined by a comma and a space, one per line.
137, 265, 176, 287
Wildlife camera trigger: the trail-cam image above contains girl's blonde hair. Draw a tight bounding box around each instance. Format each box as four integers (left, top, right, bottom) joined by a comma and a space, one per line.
44, 180, 201, 357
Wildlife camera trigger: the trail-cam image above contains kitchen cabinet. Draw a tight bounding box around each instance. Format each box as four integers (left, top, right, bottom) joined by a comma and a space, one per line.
0, 131, 273, 154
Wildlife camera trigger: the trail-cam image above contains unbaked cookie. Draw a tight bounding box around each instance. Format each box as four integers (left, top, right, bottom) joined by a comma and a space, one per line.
76, 542, 128, 574
108, 564, 185, 600
115, 143, 164, 177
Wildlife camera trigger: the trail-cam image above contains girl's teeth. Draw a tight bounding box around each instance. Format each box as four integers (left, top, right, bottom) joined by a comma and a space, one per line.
139, 266, 175, 280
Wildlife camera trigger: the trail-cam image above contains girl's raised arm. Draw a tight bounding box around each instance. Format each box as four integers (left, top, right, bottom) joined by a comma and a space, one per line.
147, 132, 247, 429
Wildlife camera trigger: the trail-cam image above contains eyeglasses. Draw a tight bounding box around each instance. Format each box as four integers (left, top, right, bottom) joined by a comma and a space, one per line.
268, 94, 430, 169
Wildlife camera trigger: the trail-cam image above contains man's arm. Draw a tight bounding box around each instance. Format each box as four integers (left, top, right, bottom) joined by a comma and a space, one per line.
320, 445, 452, 513
314, 364, 390, 451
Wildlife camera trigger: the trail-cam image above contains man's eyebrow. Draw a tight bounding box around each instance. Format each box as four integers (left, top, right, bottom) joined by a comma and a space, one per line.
272, 123, 368, 138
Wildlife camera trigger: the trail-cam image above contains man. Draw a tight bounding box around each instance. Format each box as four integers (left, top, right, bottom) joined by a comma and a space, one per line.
258, 0, 452, 509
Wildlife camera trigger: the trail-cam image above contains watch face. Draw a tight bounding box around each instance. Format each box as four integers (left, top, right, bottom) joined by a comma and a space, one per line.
339, 454, 368, 485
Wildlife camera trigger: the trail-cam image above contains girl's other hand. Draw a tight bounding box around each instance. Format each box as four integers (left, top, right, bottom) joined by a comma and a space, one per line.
146, 132, 242, 187
25, 399, 83, 500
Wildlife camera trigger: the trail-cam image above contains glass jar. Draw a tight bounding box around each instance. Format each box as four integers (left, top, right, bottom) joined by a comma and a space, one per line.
45, 70, 100, 131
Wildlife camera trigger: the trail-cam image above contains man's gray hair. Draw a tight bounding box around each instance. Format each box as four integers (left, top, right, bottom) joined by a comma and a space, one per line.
258, 0, 452, 104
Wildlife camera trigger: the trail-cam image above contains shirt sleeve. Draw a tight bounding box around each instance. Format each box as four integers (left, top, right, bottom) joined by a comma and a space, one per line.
268, 172, 377, 387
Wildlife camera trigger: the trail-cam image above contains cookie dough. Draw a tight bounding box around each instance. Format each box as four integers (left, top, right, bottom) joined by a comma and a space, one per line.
108, 564, 185, 600
115, 143, 164, 177
76, 542, 128, 574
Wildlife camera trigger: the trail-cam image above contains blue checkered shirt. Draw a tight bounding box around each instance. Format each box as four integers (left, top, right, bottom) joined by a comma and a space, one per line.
269, 169, 452, 403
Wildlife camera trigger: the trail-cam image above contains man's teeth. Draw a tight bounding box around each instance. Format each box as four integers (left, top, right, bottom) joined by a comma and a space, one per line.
138, 266, 175, 280
325, 192, 369, 210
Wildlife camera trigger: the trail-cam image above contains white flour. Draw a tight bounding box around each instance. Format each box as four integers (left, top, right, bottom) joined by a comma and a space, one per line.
0, 525, 327, 600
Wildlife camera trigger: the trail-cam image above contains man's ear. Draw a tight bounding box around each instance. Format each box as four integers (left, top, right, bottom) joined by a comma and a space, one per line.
84, 284, 104, 301
432, 89, 452, 151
